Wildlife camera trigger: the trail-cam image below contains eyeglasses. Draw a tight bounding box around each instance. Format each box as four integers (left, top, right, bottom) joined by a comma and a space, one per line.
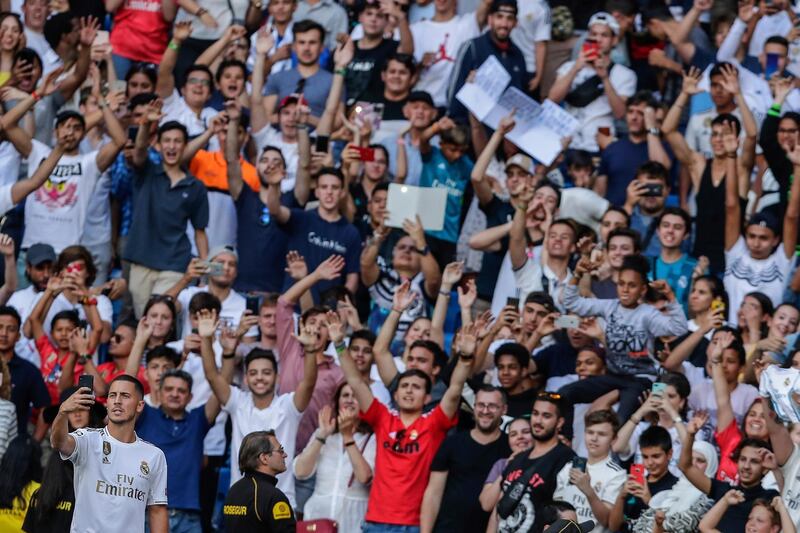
186, 77, 211, 87
475, 402, 502, 412
259, 206, 271, 227
778, 128, 799, 134
268, 446, 285, 456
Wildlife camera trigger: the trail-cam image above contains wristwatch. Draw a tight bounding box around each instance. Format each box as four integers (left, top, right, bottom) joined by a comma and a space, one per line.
647, 127, 660, 136
250, 0, 263, 8
415, 245, 429, 255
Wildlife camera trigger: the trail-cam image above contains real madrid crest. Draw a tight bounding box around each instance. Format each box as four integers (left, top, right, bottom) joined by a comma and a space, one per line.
102, 441, 111, 463
140, 461, 150, 476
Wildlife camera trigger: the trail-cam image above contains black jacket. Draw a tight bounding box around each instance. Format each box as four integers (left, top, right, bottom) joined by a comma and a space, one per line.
223, 471, 295, 532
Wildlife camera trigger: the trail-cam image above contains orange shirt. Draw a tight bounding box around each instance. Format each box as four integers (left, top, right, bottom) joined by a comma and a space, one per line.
189, 150, 260, 193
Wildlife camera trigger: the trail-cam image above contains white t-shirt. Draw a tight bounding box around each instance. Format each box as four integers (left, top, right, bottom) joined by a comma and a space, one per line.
223, 387, 303, 505
24, 28, 62, 76
62, 426, 168, 533
247, 21, 294, 75
251, 125, 298, 193
161, 90, 219, 148
513, 260, 573, 312
177, 286, 256, 339
779, 445, 800, 527
23, 140, 102, 252
553, 455, 626, 533
724, 236, 793, 326
411, 13, 480, 107
556, 62, 637, 152
510, 0, 551, 73
489, 246, 543, 317
0, 140, 21, 188
749, 11, 792, 57
688, 379, 760, 442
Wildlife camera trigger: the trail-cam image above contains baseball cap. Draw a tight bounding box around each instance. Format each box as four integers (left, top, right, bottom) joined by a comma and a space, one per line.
278, 94, 308, 110
407, 91, 435, 108
209, 245, 238, 262
505, 153, 535, 174
588, 11, 620, 36
748, 211, 780, 235
543, 519, 596, 533
489, 0, 518, 14
27, 243, 56, 266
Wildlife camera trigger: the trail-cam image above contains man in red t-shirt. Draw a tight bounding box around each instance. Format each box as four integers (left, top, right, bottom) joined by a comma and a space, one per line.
334, 312, 475, 531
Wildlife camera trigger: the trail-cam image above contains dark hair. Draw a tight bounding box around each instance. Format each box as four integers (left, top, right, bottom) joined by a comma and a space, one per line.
259, 292, 280, 309
245, 348, 278, 372
145, 345, 181, 367
495, 342, 531, 369
43, 12, 75, 50
50, 309, 80, 331
260, 144, 287, 167
780, 112, 800, 131
300, 305, 330, 326
549, 218, 578, 244
383, 52, 416, 75
315, 166, 345, 185
620, 254, 650, 284
710, 61, 735, 79
628, 90, 658, 108
605, 0, 636, 16
159, 368, 193, 390
639, 425, 672, 452
584, 409, 620, 435
350, 328, 377, 346
31, 452, 74, 524
524, 291, 556, 311
109, 374, 145, 399
372, 181, 390, 195
56, 245, 97, 287
535, 179, 562, 205
238, 430, 277, 474
692, 275, 728, 313
659, 372, 691, 418
125, 63, 157, 86
711, 113, 741, 136
397, 368, 433, 394
765, 35, 789, 49
409, 339, 447, 369
142, 296, 178, 343
0, 305, 21, 329
567, 149, 594, 170
541, 501, 577, 527
657, 207, 692, 235
13, 47, 42, 71
293, 19, 326, 41
534, 392, 565, 418
183, 63, 213, 86
55, 110, 86, 130
128, 92, 158, 111
0, 436, 42, 510
368, 143, 389, 165
607, 227, 642, 251
332, 381, 371, 433
732, 437, 770, 461
712, 326, 747, 366
157, 120, 188, 142
118, 318, 139, 332
475, 383, 508, 405
215, 59, 247, 83
635, 161, 669, 184
743, 291, 775, 317
603, 206, 631, 227
642, 2, 673, 23
187, 291, 222, 316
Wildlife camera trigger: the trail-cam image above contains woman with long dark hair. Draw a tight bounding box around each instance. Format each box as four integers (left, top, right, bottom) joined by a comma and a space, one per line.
0, 436, 43, 530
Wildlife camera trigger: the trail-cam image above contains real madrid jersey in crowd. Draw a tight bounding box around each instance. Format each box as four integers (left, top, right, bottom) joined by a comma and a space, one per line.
61, 426, 168, 533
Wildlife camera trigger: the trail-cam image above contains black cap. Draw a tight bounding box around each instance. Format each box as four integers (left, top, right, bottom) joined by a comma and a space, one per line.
490, 0, 518, 14
27, 243, 56, 266
543, 519, 596, 533
407, 91, 435, 108
748, 211, 780, 235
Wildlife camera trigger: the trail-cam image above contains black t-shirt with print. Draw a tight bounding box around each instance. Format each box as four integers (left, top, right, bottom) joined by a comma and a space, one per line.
345, 39, 399, 106
709, 478, 779, 533
623, 471, 679, 526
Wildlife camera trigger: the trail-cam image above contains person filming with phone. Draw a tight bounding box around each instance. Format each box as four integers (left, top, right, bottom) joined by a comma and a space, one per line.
548, 11, 637, 153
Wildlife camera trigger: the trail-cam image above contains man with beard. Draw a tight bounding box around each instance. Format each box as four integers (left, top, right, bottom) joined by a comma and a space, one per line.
491, 393, 575, 533
51, 376, 169, 532
622, 162, 673, 258
420, 384, 511, 532
596, 92, 672, 207
448, 0, 528, 120
383, 90, 438, 185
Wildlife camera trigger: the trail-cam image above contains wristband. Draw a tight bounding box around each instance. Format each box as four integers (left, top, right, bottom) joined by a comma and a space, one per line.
672, 415, 682, 424
335, 67, 347, 76
222, 352, 235, 359
439, 290, 451, 297
344, 440, 356, 447
82, 296, 98, 306
167, 40, 181, 51
415, 245, 429, 255
315, 436, 327, 445
335, 342, 347, 354
31, 91, 41, 102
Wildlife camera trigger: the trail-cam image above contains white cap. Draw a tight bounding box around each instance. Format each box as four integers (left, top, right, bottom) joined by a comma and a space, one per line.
588, 11, 620, 36
505, 153, 535, 174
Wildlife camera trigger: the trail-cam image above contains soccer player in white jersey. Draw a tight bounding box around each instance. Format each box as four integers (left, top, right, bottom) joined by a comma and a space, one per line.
50, 375, 168, 533
554, 409, 626, 532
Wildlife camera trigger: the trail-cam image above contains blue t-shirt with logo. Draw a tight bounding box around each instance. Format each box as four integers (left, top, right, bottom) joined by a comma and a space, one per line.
651, 254, 698, 314
282, 208, 362, 298
419, 147, 473, 243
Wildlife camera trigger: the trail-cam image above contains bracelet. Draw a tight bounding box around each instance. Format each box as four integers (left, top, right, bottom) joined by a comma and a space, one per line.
335, 342, 347, 354
672, 415, 683, 424
81, 296, 98, 306
334, 67, 347, 76
222, 352, 235, 359
167, 40, 180, 51
391, 307, 403, 313
344, 440, 356, 447
316, 436, 327, 445
31, 90, 41, 102
195, 7, 208, 16
439, 290, 451, 297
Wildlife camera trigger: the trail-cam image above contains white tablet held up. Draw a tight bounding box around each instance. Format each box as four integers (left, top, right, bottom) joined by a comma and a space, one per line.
385, 184, 447, 232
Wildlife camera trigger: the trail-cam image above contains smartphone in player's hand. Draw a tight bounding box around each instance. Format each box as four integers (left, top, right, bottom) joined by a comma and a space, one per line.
78, 374, 94, 395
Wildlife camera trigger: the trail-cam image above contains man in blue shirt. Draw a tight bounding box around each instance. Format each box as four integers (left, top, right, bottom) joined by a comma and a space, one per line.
136, 368, 218, 533
623, 161, 673, 258
418, 116, 474, 269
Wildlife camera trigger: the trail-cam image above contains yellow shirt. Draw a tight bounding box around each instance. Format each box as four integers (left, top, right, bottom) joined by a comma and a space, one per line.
0, 480, 40, 531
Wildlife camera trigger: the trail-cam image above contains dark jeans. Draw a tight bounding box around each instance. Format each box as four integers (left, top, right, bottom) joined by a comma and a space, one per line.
557, 373, 652, 440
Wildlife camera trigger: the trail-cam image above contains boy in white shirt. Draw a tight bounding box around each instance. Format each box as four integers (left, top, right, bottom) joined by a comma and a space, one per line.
554, 409, 626, 532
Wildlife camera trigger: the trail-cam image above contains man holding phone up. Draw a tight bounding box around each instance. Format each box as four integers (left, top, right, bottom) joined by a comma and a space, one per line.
548, 12, 636, 153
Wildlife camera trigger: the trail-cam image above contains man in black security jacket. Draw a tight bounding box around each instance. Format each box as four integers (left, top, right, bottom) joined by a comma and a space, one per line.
447, 0, 529, 120
223, 430, 295, 532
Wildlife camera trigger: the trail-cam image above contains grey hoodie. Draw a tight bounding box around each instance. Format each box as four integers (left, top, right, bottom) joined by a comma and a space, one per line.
563, 284, 688, 376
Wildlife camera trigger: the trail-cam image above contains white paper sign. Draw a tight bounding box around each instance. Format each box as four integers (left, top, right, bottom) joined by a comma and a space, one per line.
455, 56, 512, 121
385, 184, 448, 231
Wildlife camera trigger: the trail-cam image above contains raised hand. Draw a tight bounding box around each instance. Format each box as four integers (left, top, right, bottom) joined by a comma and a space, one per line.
681, 67, 703, 96
772, 76, 793, 104
694, 0, 713, 11
0, 234, 14, 257
143, 99, 163, 124
78, 16, 100, 48
441, 261, 464, 288
649, 280, 675, 302
457, 278, 477, 309
334, 37, 355, 70
317, 405, 336, 438
392, 279, 417, 312
457, 323, 478, 356
196, 309, 218, 338
325, 310, 346, 345
136, 316, 153, 342
60, 387, 94, 414
719, 63, 741, 94
293, 323, 320, 349
402, 216, 426, 250
575, 235, 596, 257
498, 114, 516, 135
284, 251, 309, 281
338, 296, 362, 330
314, 255, 345, 280
172, 21, 193, 43
724, 489, 746, 505
224, 98, 242, 122
687, 410, 709, 434
255, 27, 275, 55
69, 328, 89, 355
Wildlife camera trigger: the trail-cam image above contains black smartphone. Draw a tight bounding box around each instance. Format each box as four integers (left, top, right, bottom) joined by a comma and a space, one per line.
572, 456, 587, 472
128, 126, 139, 143
246, 294, 260, 315
78, 374, 93, 392
642, 183, 663, 197
506, 297, 520, 308
315, 135, 329, 153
